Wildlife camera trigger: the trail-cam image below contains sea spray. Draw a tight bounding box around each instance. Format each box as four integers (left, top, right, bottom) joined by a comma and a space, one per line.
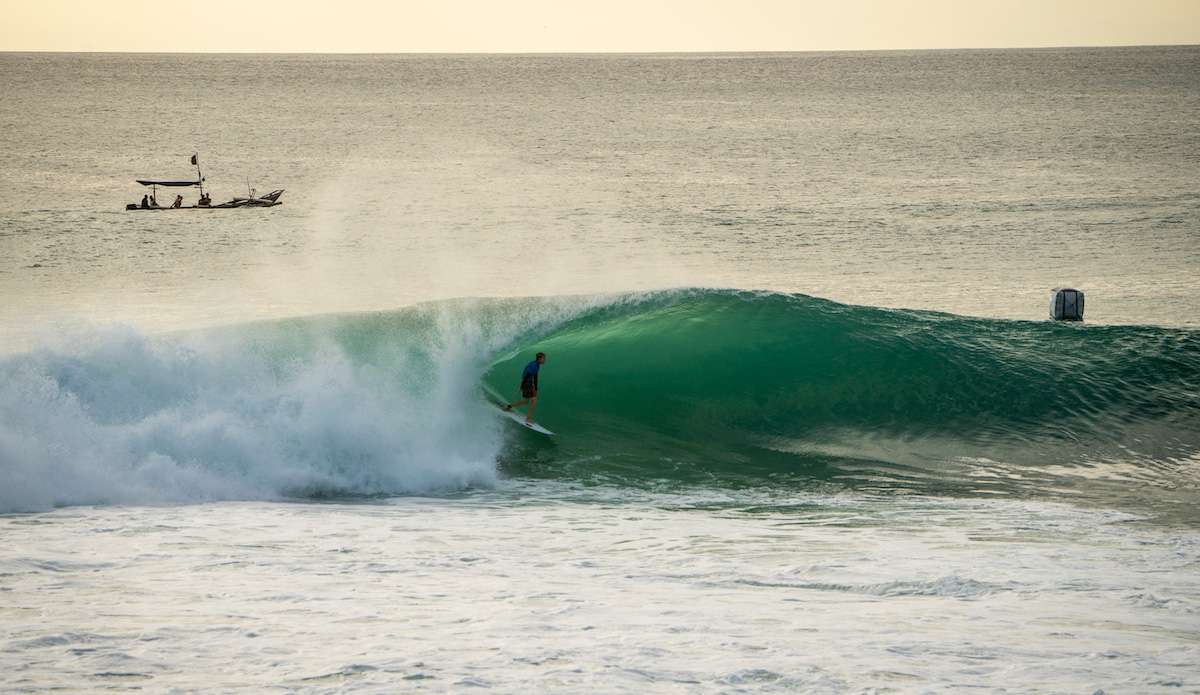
0, 309, 499, 512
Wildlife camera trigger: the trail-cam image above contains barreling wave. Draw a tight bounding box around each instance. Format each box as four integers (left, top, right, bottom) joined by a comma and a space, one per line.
484, 290, 1200, 518
3, 289, 1199, 517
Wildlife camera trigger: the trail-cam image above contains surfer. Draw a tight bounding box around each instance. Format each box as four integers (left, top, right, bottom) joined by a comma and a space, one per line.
504, 352, 545, 423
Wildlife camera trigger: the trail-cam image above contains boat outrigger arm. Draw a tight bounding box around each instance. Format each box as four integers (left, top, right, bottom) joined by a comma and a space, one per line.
126, 154, 283, 210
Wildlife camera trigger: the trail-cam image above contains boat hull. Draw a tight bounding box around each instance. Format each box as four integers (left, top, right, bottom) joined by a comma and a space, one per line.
125, 190, 283, 210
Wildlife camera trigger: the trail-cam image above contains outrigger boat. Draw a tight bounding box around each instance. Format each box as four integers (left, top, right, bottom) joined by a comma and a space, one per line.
126, 154, 283, 210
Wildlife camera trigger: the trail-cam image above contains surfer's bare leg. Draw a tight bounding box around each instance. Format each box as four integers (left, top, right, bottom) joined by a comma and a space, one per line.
524, 395, 537, 423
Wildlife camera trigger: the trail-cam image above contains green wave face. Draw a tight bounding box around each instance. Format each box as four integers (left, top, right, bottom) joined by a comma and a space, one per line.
485, 291, 1200, 508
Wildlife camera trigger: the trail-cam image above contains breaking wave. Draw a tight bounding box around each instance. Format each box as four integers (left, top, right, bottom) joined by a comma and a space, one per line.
3, 290, 1198, 517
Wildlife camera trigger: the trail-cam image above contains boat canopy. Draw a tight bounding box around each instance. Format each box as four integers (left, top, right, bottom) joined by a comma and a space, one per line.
136, 179, 199, 187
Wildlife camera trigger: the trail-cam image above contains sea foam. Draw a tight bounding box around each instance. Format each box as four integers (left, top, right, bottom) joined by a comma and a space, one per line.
0, 311, 508, 513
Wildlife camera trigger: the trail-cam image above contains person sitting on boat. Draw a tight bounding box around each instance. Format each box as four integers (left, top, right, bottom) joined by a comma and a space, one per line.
140, 194, 150, 209
172, 194, 183, 208
197, 192, 211, 207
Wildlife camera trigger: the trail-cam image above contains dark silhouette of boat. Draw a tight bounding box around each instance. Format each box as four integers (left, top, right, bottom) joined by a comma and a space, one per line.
126, 154, 283, 210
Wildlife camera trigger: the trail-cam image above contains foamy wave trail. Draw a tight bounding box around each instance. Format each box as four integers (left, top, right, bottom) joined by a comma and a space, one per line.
484, 290, 1200, 519
0, 297, 605, 512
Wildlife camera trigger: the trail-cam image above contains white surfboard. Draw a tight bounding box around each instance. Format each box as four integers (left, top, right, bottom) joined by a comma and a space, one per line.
494, 402, 554, 435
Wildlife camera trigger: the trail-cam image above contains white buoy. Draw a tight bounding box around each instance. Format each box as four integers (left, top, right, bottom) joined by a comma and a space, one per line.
1050, 288, 1085, 321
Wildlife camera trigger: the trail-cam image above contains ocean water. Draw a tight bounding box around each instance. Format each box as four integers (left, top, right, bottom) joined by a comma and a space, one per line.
2, 48, 1199, 692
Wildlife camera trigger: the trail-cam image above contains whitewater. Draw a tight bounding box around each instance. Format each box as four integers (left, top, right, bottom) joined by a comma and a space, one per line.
2, 49, 1200, 692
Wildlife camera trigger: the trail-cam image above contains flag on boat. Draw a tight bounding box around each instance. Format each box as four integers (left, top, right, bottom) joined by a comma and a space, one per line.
190, 154, 198, 166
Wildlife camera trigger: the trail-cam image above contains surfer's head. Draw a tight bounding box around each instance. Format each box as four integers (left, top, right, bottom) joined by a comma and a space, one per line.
536, 352, 546, 363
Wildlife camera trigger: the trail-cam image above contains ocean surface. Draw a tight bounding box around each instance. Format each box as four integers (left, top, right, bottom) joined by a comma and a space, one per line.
2, 48, 1199, 692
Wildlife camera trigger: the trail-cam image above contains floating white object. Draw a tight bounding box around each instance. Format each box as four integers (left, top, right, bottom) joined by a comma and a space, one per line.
1050, 288, 1085, 321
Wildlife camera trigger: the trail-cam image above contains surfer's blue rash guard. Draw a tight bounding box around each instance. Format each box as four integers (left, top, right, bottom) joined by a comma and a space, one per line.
522, 360, 540, 390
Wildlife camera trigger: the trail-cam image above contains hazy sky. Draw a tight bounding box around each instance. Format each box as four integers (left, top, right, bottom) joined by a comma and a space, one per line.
2, 0, 1198, 53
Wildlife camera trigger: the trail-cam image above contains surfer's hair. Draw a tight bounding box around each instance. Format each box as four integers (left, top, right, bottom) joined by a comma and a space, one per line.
536, 352, 546, 359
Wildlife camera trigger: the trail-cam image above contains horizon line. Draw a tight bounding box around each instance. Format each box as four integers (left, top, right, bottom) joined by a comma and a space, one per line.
3, 43, 1198, 57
